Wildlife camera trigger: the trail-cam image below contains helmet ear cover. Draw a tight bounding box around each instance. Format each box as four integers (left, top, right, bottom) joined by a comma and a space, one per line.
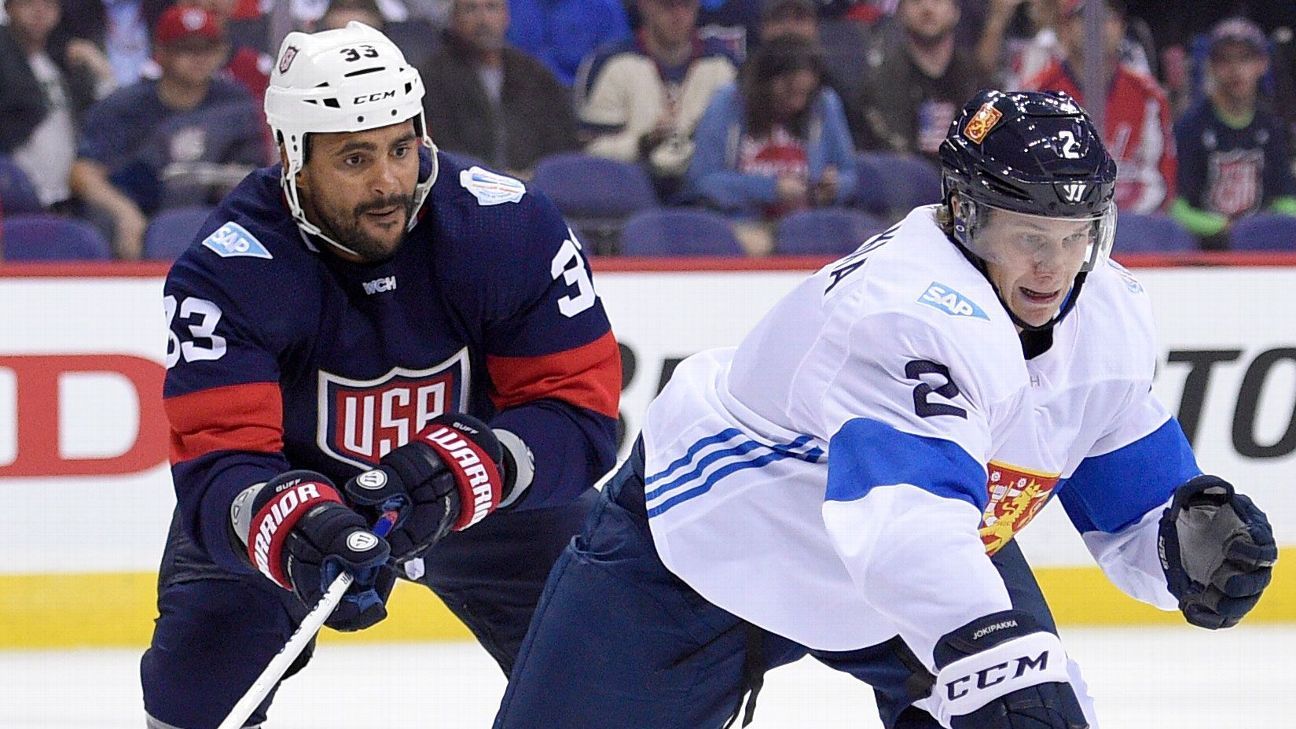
265, 21, 439, 258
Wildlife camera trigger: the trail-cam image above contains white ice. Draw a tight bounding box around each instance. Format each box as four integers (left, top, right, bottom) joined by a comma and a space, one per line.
3, 625, 1292, 728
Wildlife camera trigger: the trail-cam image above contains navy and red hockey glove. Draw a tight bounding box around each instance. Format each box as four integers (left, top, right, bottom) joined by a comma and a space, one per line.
344, 413, 509, 564
1159, 475, 1276, 629
232, 470, 394, 631
932, 611, 1087, 729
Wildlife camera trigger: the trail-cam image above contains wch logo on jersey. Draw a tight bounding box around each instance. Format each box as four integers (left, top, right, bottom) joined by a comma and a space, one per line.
919, 283, 989, 320
317, 348, 471, 469
362, 276, 396, 295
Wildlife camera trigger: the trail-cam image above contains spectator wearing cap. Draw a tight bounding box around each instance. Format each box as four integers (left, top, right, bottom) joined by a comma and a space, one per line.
419, 0, 578, 177
854, 0, 984, 159
575, 0, 738, 197
1024, 0, 1176, 214
506, 0, 632, 86
1172, 17, 1296, 250
69, 4, 266, 259
189, 0, 274, 108
0, 0, 114, 209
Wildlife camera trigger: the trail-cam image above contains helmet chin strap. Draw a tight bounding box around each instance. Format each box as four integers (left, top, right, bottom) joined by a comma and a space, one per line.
283, 176, 368, 259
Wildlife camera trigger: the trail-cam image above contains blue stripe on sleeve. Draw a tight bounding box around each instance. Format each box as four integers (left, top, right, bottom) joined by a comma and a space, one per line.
1058, 418, 1201, 533
645, 432, 823, 516
645, 428, 743, 488
826, 418, 987, 510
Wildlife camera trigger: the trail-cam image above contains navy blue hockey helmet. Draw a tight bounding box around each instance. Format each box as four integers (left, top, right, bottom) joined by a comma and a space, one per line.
939, 89, 1118, 272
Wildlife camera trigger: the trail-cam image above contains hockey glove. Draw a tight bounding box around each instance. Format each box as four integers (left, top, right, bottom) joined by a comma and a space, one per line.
343, 413, 509, 563
932, 611, 1087, 729
1158, 475, 1276, 629
231, 470, 394, 631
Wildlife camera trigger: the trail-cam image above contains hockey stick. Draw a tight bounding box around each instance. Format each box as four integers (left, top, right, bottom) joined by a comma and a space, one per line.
217, 510, 399, 729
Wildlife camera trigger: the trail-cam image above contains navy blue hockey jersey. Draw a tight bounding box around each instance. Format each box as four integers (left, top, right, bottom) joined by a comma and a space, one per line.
162, 152, 621, 574
1175, 100, 1296, 218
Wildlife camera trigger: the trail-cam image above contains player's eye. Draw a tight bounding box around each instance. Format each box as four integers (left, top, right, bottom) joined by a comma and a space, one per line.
393, 145, 410, 158
1017, 233, 1048, 251
344, 154, 366, 167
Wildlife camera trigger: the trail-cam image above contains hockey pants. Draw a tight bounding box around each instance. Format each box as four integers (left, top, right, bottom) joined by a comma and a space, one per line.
140, 488, 597, 729
495, 439, 1094, 729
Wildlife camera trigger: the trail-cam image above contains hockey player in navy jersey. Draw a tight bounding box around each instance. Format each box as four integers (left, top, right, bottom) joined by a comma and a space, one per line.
494, 90, 1276, 729
140, 22, 621, 729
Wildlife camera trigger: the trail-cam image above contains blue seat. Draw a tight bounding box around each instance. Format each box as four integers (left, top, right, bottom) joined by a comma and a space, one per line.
1228, 213, 1296, 252
530, 153, 660, 255
1112, 213, 1197, 253
2, 214, 112, 260
0, 155, 42, 215
856, 151, 942, 217
530, 153, 659, 219
775, 208, 886, 255
620, 208, 743, 256
144, 205, 215, 260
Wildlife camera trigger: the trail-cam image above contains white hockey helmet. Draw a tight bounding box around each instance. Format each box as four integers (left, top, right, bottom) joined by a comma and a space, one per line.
265, 21, 438, 256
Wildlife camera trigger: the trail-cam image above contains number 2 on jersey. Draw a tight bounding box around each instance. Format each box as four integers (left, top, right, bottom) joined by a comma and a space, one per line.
905, 359, 967, 419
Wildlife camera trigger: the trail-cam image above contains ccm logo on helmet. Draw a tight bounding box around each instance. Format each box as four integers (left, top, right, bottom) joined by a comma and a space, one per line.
354, 90, 396, 104
944, 650, 1051, 701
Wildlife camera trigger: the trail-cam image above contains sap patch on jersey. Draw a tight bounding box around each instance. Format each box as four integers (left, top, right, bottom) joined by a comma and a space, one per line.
918, 282, 989, 320
459, 167, 526, 206
201, 221, 273, 259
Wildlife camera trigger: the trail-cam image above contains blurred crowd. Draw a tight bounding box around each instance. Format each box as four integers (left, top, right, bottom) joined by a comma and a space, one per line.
1, 0, 1295, 259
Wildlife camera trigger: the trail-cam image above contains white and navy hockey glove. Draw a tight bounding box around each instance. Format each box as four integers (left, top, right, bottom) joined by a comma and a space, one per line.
931, 611, 1087, 729
231, 470, 394, 631
1159, 475, 1276, 629
343, 413, 517, 565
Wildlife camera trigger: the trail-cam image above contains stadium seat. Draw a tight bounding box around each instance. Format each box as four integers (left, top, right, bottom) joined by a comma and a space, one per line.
1228, 213, 1296, 252
774, 208, 886, 255
620, 208, 743, 256
0, 155, 42, 216
530, 153, 659, 254
530, 153, 659, 218
2, 214, 112, 260
144, 205, 215, 260
857, 151, 942, 217
1112, 213, 1197, 253
851, 153, 889, 216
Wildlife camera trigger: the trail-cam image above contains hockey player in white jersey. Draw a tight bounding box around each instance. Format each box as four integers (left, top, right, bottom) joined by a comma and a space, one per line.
493, 90, 1277, 729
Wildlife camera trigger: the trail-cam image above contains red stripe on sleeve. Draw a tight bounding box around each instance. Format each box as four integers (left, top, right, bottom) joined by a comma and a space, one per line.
486, 331, 621, 419
166, 382, 284, 464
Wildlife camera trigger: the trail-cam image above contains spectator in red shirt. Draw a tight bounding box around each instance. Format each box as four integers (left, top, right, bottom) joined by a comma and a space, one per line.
1024, 0, 1176, 214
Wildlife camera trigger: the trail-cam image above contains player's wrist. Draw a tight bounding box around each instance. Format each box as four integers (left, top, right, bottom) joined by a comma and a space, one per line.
494, 428, 534, 509
930, 610, 1071, 726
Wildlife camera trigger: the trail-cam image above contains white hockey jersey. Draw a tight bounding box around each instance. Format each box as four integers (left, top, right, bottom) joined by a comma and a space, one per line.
640, 206, 1201, 670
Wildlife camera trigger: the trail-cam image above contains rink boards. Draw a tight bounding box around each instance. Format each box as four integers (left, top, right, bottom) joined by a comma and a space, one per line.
0, 259, 1293, 648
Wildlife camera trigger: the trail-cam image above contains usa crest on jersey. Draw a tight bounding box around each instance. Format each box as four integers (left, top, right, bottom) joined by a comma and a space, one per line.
316, 349, 471, 468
